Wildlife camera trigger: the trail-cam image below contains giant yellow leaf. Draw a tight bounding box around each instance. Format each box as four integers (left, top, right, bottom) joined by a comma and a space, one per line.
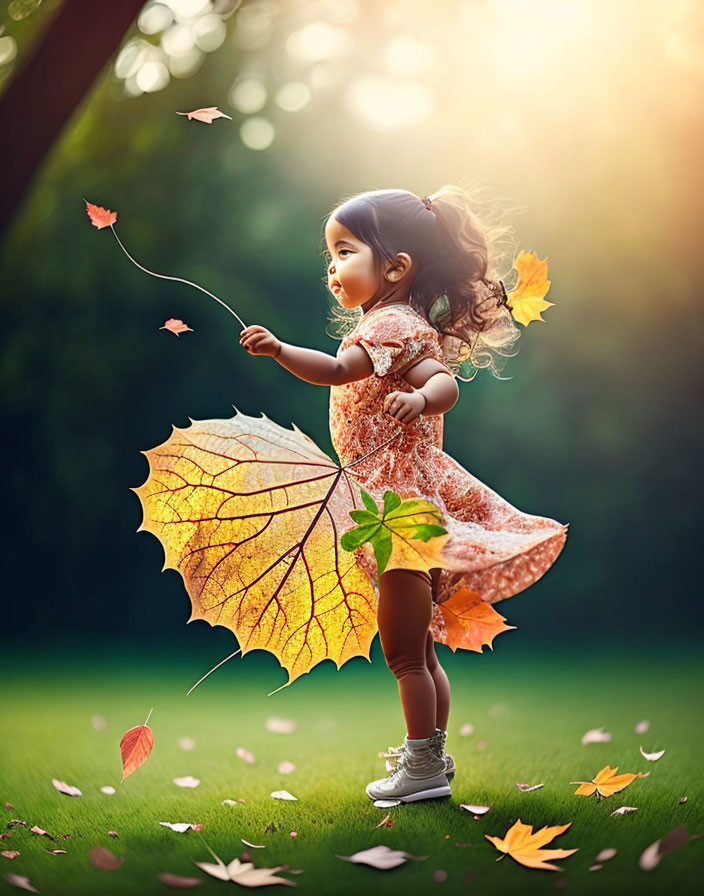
506, 251, 554, 326
485, 818, 578, 871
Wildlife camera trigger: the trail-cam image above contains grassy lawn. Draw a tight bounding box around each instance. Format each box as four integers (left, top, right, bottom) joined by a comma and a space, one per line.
1, 642, 702, 894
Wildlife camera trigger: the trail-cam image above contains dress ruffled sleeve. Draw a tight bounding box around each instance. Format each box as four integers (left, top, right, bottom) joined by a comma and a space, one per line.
351, 307, 453, 378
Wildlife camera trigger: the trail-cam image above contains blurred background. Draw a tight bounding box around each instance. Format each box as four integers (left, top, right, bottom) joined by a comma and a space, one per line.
1, 0, 702, 675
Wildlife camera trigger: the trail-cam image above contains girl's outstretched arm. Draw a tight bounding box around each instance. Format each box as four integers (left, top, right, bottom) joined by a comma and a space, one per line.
239, 324, 373, 385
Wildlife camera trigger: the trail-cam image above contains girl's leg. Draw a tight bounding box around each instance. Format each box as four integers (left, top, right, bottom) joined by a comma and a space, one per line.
425, 631, 451, 732
377, 568, 435, 739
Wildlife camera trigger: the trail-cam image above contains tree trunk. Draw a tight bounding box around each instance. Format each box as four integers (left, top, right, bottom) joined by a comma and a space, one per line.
0, 0, 144, 237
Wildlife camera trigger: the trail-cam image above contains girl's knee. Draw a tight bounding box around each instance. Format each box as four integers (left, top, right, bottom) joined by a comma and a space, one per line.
385, 652, 428, 680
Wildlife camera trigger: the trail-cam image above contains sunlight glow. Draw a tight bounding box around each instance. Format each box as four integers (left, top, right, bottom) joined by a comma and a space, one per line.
345, 76, 432, 131
240, 117, 276, 150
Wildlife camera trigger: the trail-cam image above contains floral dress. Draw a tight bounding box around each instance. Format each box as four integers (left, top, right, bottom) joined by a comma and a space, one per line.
328, 302, 569, 643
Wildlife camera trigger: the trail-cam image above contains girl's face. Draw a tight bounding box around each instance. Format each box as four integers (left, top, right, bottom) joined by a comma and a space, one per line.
324, 216, 382, 311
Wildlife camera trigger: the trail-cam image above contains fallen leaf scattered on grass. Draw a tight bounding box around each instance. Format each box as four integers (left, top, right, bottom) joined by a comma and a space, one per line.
679, 796, 688, 804
52, 778, 82, 797
290, 832, 297, 838
108, 831, 119, 838
161, 319, 193, 336
1, 851, 20, 859
2, 872, 39, 892
175, 107, 233, 124
160, 823, 203, 833
30, 826, 54, 840
485, 820, 578, 872
237, 747, 255, 764
571, 765, 645, 800
241, 839, 265, 849
194, 852, 296, 887
595, 847, 617, 862
4, 804, 12, 810
271, 791, 297, 801
120, 710, 155, 783
455, 842, 472, 848
179, 737, 196, 751
477, 740, 487, 751
265, 717, 297, 734
278, 762, 295, 774
581, 727, 611, 745
47, 849, 67, 855
516, 783, 544, 792
459, 723, 475, 736
157, 871, 203, 889
433, 870, 448, 882
611, 806, 638, 816
639, 746, 665, 761
460, 804, 490, 815
7, 822, 27, 829
92, 714, 108, 730
588, 863, 602, 871
375, 814, 394, 829
373, 799, 401, 808
100, 786, 116, 795
635, 720, 649, 734
173, 777, 200, 788
335, 845, 427, 870
89, 846, 124, 870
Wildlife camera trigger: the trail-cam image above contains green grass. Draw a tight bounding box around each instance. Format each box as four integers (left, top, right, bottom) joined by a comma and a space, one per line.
1, 643, 702, 894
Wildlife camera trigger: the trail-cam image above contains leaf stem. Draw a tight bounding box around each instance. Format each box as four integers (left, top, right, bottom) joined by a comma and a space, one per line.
144, 707, 154, 726
186, 649, 242, 696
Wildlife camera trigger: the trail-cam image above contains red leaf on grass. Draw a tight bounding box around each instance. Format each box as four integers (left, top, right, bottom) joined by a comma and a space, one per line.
120, 714, 155, 783
89, 846, 124, 870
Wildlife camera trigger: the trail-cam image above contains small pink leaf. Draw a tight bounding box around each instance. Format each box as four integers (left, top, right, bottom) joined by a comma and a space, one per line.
175, 106, 233, 124
160, 318, 194, 336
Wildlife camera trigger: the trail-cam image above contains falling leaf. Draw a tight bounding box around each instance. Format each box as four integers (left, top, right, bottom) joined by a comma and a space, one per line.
160, 822, 202, 833
2, 873, 39, 892
92, 714, 108, 730
459, 723, 475, 736
85, 200, 117, 229
611, 806, 638, 816
1, 851, 20, 859
157, 872, 203, 889
278, 761, 295, 774
132, 410, 384, 690
335, 845, 427, 870
516, 783, 545, 792
505, 251, 554, 326
571, 765, 645, 800
375, 814, 394, 829
581, 727, 611, 746
30, 826, 54, 839
101, 786, 116, 795
437, 588, 515, 652
47, 849, 67, 855
161, 318, 193, 336
341, 488, 449, 576
120, 715, 155, 783
237, 747, 256, 764
460, 804, 490, 815
52, 778, 82, 797
639, 746, 665, 761
193, 849, 296, 887
271, 790, 297, 801
179, 736, 196, 751
373, 799, 401, 808
588, 864, 602, 871
241, 839, 265, 848
175, 106, 233, 124
265, 717, 297, 734
635, 720, 649, 734
173, 776, 200, 788
485, 819, 578, 872
595, 848, 617, 862
89, 846, 124, 870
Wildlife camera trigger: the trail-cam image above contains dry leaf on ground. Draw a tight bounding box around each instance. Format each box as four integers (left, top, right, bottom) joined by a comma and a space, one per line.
459, 723, 475, 736
611, 806, 638, 816
2, 851, 20, 859
179, 737, 196, 751
595, 847, 617, 862
485, 819, 578, 872
271, 790, 298, 801
157, 871, 203, 888
639, 746, 665, 761
160, 823, 202, 833
173, 777, 200, 788
460, 804, 490, 815
2, 873, 39, 892
571, 765, 645, 800
516, 783, 544, 792
581, 727, 612, 745
101, 786, 116, 795
265, 717, 297, 734
89, 846, 124, 870
635, 720, 649, 734
335, 845, 427, 870
52, 778, 82, 797
194, 852, 295, 887
237, 747, 256, 764
278, 762, 295, 774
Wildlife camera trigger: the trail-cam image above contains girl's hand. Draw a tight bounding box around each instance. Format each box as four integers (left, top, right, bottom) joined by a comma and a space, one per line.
383, 390, 427, 425
239, 325, 282, 359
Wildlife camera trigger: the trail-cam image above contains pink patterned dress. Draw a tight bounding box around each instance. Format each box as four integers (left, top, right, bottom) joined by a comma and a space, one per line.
328, 302, 569, 643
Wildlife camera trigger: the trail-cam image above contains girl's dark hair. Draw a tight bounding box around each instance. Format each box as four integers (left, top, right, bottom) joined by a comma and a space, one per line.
322, 183, 523, 381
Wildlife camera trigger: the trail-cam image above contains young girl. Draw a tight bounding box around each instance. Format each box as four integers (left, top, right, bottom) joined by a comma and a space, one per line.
239, 186, 569, 803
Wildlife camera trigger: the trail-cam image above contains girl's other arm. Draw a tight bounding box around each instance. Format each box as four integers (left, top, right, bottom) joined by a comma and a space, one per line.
240, 325, 373, 385
403, 358, 459, 416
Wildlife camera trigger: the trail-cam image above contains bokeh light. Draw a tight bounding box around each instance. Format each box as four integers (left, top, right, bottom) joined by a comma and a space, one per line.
240, 116, 275, 150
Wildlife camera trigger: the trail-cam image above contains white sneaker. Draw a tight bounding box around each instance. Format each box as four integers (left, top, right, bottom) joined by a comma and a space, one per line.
379, 728, 456, 781
366, 735, 452, 803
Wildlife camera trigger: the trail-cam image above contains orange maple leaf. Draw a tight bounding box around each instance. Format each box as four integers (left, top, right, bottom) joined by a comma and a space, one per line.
120, 709, 155, 783
485, 818, 578, 871
84, 200, 117, 229
175, 106, 233, 124
437, 587, 516, 652
506, 251, 554, 326
571, 764, 647, 800
160, 318, 193, 336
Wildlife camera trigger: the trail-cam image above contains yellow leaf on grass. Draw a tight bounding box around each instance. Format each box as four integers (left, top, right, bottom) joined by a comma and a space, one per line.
506, 251, 554, 326
571, 765, 646, 799
485, 819, 578, 872
438, 588, 516, 653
